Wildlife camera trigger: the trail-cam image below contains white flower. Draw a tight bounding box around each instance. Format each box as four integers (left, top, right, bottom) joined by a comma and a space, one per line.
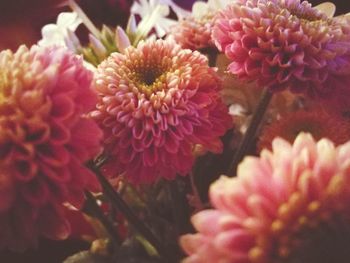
131, 0, 190, 38
38, 12, 82, 50
192, 0, 231, 20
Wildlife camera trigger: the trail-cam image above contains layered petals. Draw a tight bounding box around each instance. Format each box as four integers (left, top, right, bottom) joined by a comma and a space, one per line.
213, 0, 350, 107
0, 45, 102, 251
91, 39, 232, 184
181, 133, 350, 262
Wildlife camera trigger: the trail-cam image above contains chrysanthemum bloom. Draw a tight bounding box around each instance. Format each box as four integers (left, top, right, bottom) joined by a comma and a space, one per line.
213, 0, 350, 100
258, 109, 350, 151
0, 45, 102, 251
168, 16, 214, 50
168, 0, 230, 50
181, 133, 350, 263
91, 39, 232, 184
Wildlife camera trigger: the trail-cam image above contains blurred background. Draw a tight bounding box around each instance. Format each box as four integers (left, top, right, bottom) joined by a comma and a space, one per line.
0, 0, 194, 50
0, 0, 348, 51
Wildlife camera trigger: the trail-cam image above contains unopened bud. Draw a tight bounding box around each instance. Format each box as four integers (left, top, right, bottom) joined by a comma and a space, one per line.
89, 34, 107, 59
115, 27, 131, 53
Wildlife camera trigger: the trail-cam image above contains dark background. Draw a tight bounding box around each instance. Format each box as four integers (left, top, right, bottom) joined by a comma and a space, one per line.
0, 0, 348, 50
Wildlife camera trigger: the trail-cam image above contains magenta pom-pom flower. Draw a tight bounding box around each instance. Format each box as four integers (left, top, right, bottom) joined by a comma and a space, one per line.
181, 133, 350, 262
91, 39, 232, 184
0, 45, 102, 251
213, 0, 350, 100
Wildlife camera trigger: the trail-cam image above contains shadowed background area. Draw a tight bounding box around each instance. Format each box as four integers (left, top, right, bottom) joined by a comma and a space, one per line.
0, 0, 347, 50
0, 0, 194, 50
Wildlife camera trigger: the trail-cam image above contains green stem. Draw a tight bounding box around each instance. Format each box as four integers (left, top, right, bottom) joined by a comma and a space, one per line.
228, 89, 273, 176
87, 162, 172, 262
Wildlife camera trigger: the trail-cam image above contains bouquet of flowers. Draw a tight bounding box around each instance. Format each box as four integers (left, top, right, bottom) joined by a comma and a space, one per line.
1, 0, 350, 262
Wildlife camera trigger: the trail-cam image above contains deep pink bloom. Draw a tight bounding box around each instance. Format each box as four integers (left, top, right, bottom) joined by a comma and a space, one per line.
213, 0, 350, 101
0, 45, 102, 251
91, 39, 232, 184
258, 109, 350, 151
181, 133, 350, 262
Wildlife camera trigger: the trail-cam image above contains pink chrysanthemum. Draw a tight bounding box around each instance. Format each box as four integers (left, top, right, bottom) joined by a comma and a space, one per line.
169, 16, 215, 50
181, 133, 350, 263
168, 0, 231, 50
258, 109, 350, 151
213, 0, 350, 100
91, 39, 232, 184
0, 45, 102, 251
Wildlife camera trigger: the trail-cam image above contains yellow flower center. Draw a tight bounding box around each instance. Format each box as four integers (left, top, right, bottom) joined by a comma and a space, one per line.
128, 58, 171, 97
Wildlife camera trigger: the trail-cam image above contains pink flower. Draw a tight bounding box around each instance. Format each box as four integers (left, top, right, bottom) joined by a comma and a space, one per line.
258, 109, 350, 152
181, 133, 350, 262
213, 0, 350, 101
168, 0, 231, 50
91, 39, 232, 184
0, 45, 102, 251
168, 16, 215, 50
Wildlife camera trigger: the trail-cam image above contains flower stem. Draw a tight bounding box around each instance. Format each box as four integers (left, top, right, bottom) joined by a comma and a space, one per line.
189, 172, 204, 211
87, 162, 173, 262
228, 88, 273, 176
168, 179, 189, 236
84, 191, 121, 246
68, 0, 101, 38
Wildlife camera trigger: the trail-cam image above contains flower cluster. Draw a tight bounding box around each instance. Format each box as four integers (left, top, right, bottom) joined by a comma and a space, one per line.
2, 1, 350, 262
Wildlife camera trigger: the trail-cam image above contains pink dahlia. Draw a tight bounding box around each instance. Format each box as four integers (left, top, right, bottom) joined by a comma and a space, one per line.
0, 45, 102, 251
213, 0, 350, 100
91, 39, 232, 184
181, 133, 350, 263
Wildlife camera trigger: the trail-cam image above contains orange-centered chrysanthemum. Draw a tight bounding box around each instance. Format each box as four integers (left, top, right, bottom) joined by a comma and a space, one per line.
181, 133, 350, 263
213, 0, 350, 103
0, 45, 102, 251
91, 39, 232, 184
258, 110, 350, 151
